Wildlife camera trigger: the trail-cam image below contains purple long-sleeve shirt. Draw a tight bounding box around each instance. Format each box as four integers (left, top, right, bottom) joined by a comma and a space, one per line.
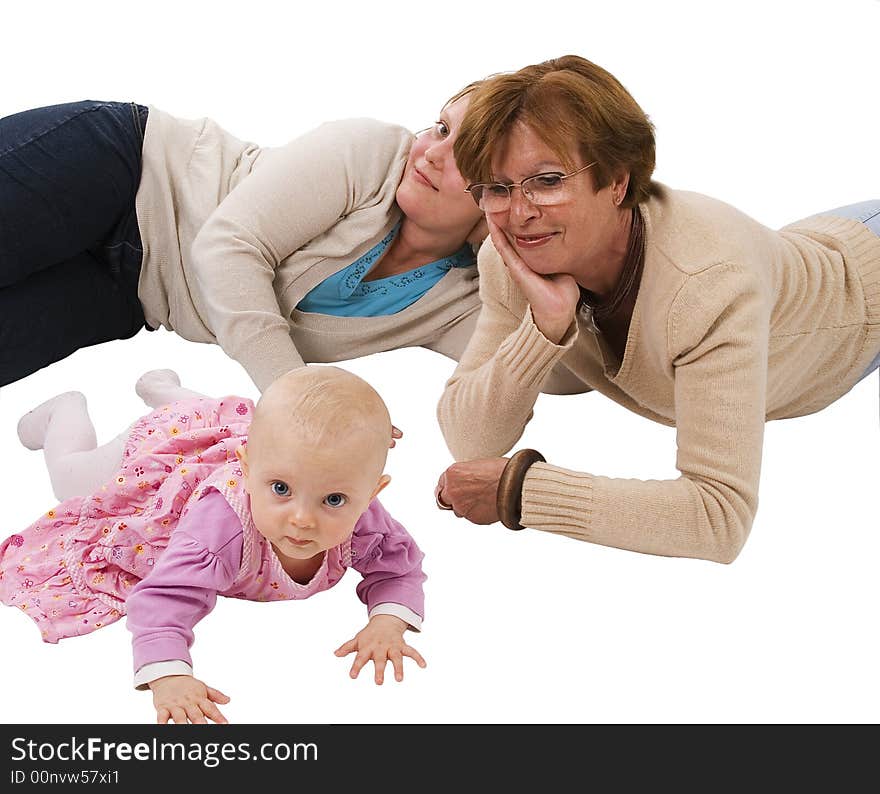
126, 490, 425, 687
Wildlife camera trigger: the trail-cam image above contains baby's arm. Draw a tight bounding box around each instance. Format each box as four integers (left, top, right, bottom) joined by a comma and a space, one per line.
125, 491, 242, 723
335, 500, 427, 684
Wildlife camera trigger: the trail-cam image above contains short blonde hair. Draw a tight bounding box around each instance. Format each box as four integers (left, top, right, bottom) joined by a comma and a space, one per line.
249, 366, 391, 469
454, 55, 657, 208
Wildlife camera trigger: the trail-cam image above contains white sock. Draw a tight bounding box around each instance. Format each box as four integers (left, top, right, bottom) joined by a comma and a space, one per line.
135, 369, 205, 408
17, 391, 93, 452
17, 391, 127, 501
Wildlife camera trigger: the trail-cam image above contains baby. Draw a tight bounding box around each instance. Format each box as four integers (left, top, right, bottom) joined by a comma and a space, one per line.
0, 367, 426, 724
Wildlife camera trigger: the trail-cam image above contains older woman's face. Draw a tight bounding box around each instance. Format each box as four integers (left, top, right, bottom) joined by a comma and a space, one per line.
396, 96, 482, 235
488, 121, 621, 283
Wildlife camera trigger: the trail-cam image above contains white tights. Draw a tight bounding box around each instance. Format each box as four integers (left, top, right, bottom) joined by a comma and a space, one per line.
16, 370, 205, 502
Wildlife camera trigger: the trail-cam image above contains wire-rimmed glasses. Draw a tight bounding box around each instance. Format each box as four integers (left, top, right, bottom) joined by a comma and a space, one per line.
465, 162, 596, 212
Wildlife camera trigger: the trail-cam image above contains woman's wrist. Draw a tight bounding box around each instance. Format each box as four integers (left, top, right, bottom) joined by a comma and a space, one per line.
531, 310, 574, 345
496, 449, 546, 530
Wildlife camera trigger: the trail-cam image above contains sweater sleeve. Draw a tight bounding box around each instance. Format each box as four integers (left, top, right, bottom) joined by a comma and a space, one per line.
350, 499, 426, 630
126, 491, 243, 688
521, 262, 769, 564
437, 240, 577, 461
189, 118, 412, 391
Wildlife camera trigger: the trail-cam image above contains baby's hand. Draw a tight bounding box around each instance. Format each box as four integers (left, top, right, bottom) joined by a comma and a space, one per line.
334, 614, 426, 684
148, 675, 230, 724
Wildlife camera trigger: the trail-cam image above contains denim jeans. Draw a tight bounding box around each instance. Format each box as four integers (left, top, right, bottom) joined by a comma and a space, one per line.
0, 100, 148, 387
825, 200, 880, 381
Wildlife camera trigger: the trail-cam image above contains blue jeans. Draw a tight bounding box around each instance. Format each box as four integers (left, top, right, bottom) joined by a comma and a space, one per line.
0, 100, 148, 387
825, 201, 880, 381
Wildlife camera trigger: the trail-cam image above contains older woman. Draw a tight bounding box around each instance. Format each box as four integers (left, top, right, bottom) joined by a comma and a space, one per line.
1, 85, 494, 392
434, 55, 880, 564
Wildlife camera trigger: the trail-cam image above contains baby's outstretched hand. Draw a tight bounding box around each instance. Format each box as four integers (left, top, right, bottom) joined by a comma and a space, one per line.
149, 675, 230, 724
334, 614, 426, 684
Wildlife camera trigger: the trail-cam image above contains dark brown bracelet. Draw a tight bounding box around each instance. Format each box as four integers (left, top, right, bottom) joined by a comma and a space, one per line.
496, 449, 545, 530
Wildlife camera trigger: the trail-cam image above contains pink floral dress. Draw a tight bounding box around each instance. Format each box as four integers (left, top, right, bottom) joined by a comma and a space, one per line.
0, 395, 353, 643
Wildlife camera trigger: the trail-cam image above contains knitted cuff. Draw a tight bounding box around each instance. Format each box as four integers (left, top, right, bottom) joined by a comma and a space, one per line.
496, 449, 546, 530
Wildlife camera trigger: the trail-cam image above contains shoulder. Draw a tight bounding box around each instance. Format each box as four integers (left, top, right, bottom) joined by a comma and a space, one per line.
351, 499, 414, 552
315, 117, 412, 141
296, 117, 412, 165
636, 186, 773, 357
352, 498, 407, 537
177, 488, 245, 558
259, 117, 412, 196
643, 182, 776, 278
349, 500, 424, 577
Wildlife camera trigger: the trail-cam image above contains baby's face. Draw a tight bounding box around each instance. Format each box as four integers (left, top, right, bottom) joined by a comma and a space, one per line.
239, 429, 388, 562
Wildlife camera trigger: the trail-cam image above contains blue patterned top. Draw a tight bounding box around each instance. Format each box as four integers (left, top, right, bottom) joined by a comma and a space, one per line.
297, 222, 475, 317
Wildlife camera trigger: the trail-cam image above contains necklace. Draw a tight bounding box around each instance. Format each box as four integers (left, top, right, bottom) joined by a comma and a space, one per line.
578, 207, 646, 334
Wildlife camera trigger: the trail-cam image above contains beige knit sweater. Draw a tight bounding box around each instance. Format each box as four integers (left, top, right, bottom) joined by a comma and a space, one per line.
437, 184, 880, 563
134, 107, 482, 391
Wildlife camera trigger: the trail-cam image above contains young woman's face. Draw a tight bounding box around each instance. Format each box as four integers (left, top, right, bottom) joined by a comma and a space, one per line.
396, 96, 483, 236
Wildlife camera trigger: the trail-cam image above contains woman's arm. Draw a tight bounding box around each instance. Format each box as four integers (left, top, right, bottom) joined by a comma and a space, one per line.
190, 119, 411, 390
440, 261, 769, 564
437, 237, 578, 461
521, 263, 768, 563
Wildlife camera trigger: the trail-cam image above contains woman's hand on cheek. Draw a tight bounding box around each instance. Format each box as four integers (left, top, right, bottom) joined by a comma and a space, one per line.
487, 215, 579, 344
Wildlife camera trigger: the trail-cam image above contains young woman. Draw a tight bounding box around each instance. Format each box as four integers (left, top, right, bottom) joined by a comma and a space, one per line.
1, 85, 487, 391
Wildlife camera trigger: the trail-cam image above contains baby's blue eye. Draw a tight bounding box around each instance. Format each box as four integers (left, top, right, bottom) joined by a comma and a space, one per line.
271, 481, 290, 496
324, 493, 346, 508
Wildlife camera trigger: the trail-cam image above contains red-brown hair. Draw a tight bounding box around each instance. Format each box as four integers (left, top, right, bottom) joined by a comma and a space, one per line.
454, 55, 657, 208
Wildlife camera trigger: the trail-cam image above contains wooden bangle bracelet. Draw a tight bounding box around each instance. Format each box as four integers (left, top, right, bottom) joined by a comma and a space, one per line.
496, 449, 545, 530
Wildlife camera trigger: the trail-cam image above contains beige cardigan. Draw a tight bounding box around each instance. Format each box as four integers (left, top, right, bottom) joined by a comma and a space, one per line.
437, 184, 880, 563
134, 107, 482, 391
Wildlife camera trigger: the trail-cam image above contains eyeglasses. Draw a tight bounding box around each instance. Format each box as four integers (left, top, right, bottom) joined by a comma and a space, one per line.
465, 162, 596, 212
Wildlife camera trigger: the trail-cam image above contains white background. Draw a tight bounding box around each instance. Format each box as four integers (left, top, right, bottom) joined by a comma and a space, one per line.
1, 0, 878, 725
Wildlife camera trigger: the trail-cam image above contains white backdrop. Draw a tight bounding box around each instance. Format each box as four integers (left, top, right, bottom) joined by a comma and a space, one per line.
1, 0, 878, 725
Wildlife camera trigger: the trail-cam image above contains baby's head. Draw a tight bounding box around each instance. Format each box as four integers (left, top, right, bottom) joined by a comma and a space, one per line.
237, 366, 392, 561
